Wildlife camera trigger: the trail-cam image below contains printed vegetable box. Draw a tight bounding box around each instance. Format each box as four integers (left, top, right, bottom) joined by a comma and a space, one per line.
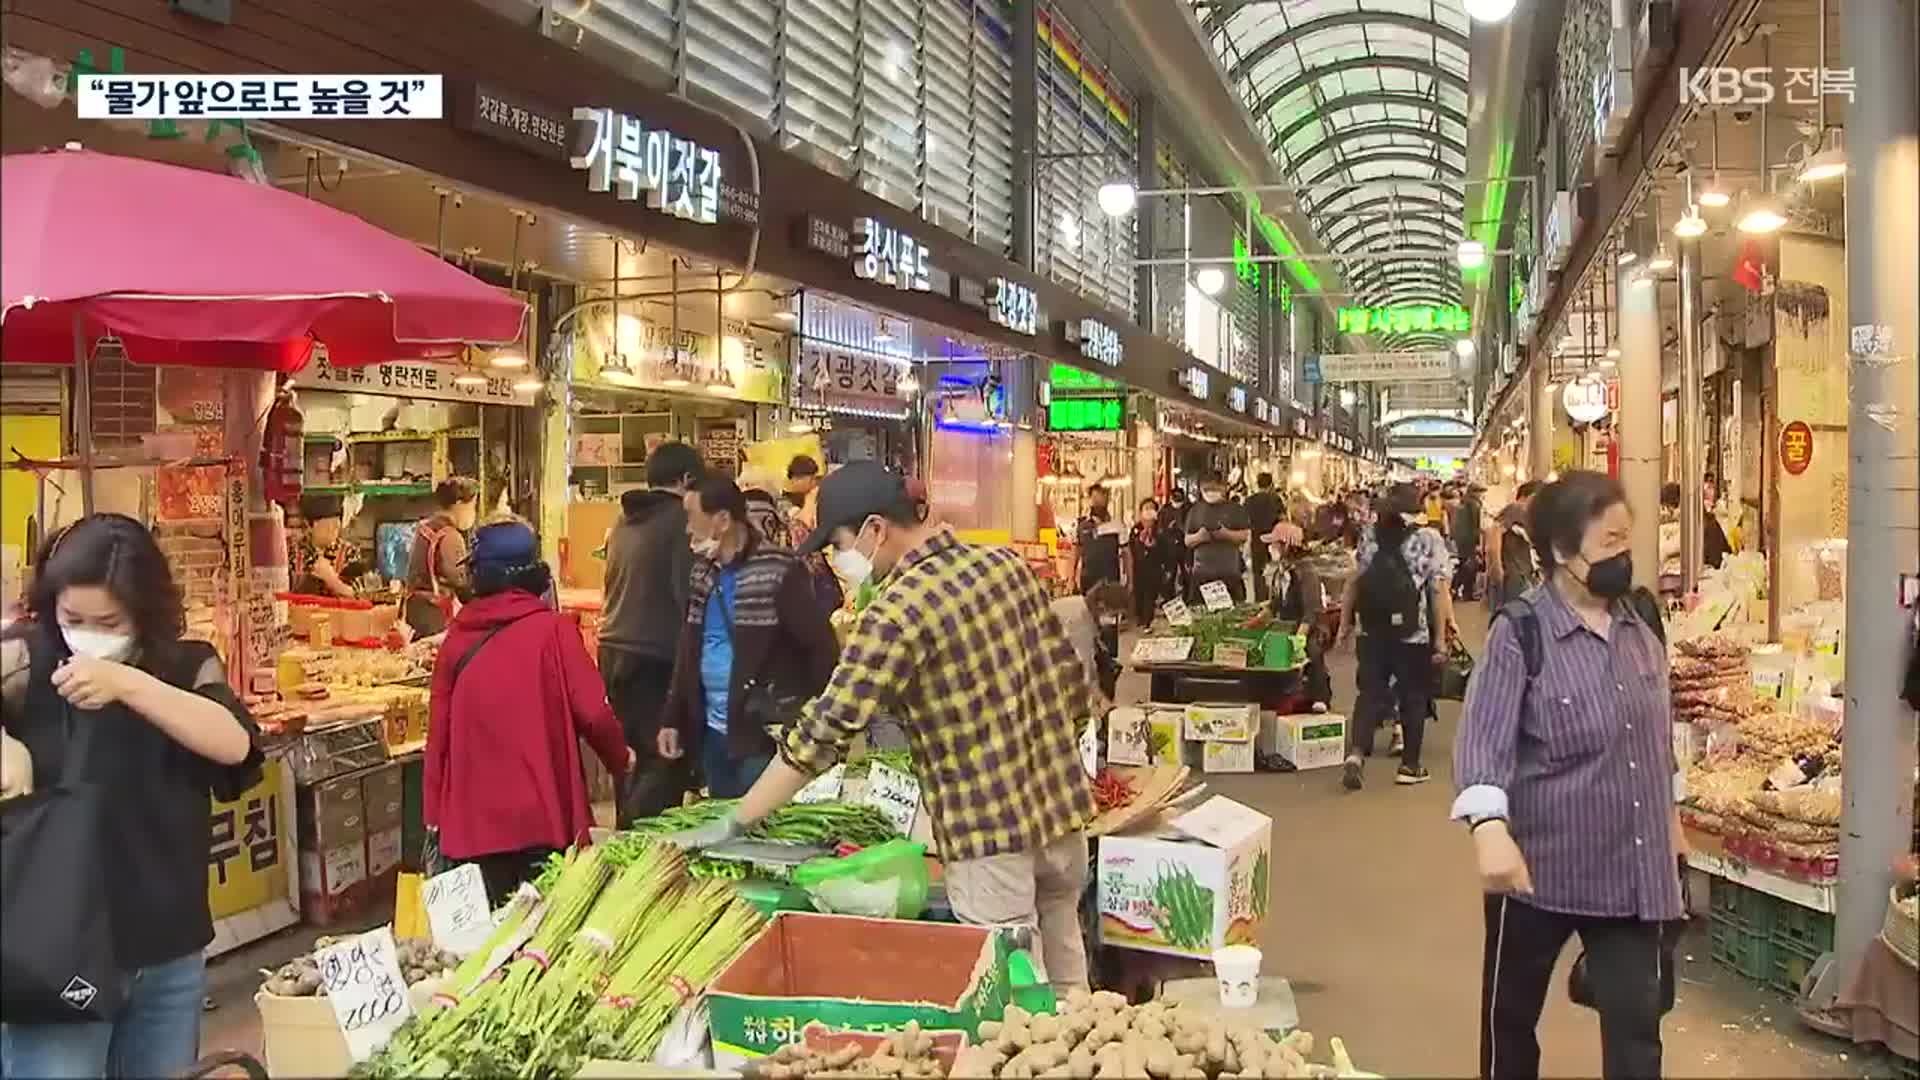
1182, 702, 1257, 742
1098, 796, 1273, 959
706, 912, 1010, 1069
1106, 705, 1185, 767
1268, 714, 1347, 771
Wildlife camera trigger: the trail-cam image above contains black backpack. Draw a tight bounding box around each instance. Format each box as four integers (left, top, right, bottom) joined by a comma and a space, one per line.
1356, 535, 1424, 640
1501, 586, 1666, 677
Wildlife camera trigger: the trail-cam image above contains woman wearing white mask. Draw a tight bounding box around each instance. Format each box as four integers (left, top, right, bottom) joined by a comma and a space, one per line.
0, 514, 259, 1079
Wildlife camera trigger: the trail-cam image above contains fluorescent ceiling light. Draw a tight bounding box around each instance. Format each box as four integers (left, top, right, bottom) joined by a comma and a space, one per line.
1648, 245, 1675, 272
1195, 267, 1226, 296
1798, 146, 1847, 183
1097, 182, 1137, 217
1736, 194, 1787, 234
453, 371, 487, 388
1454, 339, 1475, 358
512, 375, 545, 392
487, 351, 527, 370
1456, 239, 1487, 269
1616, 248, 1638, 266
1698, 185, 1731, 208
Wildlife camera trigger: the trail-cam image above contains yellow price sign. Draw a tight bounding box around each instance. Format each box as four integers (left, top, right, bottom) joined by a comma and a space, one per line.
207, 764, 291, 919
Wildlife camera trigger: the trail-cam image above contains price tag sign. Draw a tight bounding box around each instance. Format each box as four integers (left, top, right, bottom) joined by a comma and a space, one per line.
1131, 636, 1196, 664
423, 863, 492, 957
1080, 715, 1101, 778
1161, 599, 1194, 627
316, 927, 415, 1062
793, 763, 846, 805
862, 761, 921, 835
1200, 581, 1233, 611
1213, 643, 1249, 670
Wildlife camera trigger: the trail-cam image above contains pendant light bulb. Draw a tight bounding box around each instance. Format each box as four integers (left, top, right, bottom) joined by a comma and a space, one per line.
1648, 245, 1675, 272
1673, 207, 1708, 238
1736, 194, 1788, 234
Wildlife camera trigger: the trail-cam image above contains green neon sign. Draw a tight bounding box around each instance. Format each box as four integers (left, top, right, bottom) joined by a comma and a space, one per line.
1336, 304, 1471, 336
1233, 233, 1260, 289
1047, 396, 1125, 432
1049, 363, 1121, 392
1277, 276, 1293, 314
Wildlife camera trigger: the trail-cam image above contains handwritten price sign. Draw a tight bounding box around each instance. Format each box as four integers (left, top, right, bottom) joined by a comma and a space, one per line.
793, 763, 846, 805
317, 927, 415, 1062
861, 761, 921, 835
1199, 581, 1233, 611
1161, 599, 1194, 627
423, 863, 492, 956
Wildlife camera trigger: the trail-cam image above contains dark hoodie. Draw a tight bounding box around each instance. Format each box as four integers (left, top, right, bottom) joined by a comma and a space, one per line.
599, 487, 694, 661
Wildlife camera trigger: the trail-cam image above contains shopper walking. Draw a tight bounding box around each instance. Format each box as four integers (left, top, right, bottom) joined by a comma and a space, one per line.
424, 521, 631, 905
1127, 498, 1165, 626
1264, 522, 1332, 709
600, 441, 705, 822
1163, 488, 1193, 601
1453, 470, 1683, 1080
665, 464, 1096, 993
403, 476, 479, 637
1074, 484, 1123, 595
0, 514, 260, 1080
1184, 474, 1252, 605
1452, 484, 1486, 601
1244, 473, 1282, 603
1335, 482, 1457, 788
1489, 480, 1542, 608
655, 479, 839, 798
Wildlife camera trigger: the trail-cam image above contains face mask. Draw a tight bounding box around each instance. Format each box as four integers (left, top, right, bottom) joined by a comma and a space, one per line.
830, 522, 880, 588
1580, 551, 1634, 598
62, 624, 134, 662
1140, 510, 1157, 524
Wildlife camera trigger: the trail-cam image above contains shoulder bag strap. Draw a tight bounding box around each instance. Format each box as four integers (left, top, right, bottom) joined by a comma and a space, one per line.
447, 615, 529, 693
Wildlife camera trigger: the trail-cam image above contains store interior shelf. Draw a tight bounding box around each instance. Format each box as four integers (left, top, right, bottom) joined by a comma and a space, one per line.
1687, 849, 1837, 914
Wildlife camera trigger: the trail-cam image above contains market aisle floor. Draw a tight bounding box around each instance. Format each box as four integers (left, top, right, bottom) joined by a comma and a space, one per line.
1115, 600, 1875, 1079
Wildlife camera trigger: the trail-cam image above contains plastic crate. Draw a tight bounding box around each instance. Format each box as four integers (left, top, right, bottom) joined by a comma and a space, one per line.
1709, 877, 1777, 932
1768, 937, 1819, 998
1708, 916, 1774, 984
1771, 902, 1835, 955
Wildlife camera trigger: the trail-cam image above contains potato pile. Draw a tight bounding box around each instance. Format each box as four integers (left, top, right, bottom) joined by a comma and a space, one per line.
258, 936, 457, 997
746, 1021, 943, 1079
949, 993, 1357, 1079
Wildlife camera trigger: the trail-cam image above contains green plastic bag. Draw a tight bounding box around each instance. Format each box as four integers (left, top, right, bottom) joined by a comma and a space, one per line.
791, 840, 929, 919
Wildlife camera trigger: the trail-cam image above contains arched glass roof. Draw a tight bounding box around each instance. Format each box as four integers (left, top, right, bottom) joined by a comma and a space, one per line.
1198, 0, 1470, 313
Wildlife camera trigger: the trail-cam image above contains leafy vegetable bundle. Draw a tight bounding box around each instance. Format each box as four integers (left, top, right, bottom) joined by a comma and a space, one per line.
625, 798, 900, 848
355, 835, 766, 1079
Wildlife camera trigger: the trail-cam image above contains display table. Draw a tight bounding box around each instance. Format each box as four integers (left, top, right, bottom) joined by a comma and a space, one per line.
1129, 660, 1302, 707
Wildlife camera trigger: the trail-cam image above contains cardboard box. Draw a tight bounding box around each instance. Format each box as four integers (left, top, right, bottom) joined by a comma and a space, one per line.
367, 824, 403, 879
1097, 796, 1272, 959
297, 773, 365, 850
1106, 706, 1184, 767
256, 978, 443, 1078
1202, 739, 1255, 773
707, 912, 1009, 1068
297, 773, 368, 924
1271, 714, 1346, 771
1183, 703, 1257, 742
360, 763, 404, 832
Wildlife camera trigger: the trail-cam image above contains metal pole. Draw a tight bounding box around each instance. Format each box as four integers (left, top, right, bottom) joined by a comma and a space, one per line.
1617, 263, 1662, 589
1528, 352, 1552, 482
1010, 0, 1038, 271
1677, 235, 1706, 593
1134, 94, 1157, 332
1812, 0, 1920, 1012
72, 313, 95, 516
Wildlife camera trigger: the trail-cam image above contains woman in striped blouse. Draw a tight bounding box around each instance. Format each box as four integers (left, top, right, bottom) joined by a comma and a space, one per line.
1453, 471, 1686, 1080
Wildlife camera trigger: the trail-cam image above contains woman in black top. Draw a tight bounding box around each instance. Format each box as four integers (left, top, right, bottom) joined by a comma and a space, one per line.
1127, 498, 1165, 626
0, 514, 260, 1079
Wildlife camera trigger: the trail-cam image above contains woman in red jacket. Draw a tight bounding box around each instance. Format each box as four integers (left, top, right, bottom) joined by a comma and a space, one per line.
424, 520, 631, 904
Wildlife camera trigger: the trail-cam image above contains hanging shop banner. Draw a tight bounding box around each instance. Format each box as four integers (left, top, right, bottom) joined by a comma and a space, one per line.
292, 356, 540, 407
1780, 420, 1814, 475
1312, 351, 1454, 383
1387, 381, 1467, 411
1563, 379, 1610, 423
1336, 304, 1471, 336
570, 106, 721, 224
792, 340, 907, 415
1063, 317, 1122, 367
1047, 395, 1125, 433
207, 746, 290, 919
574, 306, 789, 404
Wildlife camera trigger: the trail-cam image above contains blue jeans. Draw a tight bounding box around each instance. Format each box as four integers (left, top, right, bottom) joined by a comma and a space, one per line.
702, 730, 772, 799
1, 951, 206, 1079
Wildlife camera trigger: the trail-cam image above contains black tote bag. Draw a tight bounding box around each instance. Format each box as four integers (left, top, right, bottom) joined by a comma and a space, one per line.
1, 709, 129, 1023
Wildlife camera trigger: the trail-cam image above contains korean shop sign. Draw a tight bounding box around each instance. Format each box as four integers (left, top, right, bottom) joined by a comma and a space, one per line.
987, 277, 1040, 335
1048, 396, 1125, 433
1050, 363, 1121, 393
1065, 317, 1122, 367
1177, 366, 1211, 401
853, 217, 932, 292
76, 74, 441, 119
1779, 420, 1814, 476
1314, 351, 1454, 383
1227, 386, 1248, 413
291, 357, 539, 406
1336, 305, 1472, 336
452, 81, 569, 160
793, 340, 907, 414
570, 106, 721, 224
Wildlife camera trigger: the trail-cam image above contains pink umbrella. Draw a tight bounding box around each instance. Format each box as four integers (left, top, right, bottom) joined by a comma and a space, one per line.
0, 148, 527, 372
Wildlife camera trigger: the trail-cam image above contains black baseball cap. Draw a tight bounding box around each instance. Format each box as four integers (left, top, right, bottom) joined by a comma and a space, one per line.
797, 461, 914, 554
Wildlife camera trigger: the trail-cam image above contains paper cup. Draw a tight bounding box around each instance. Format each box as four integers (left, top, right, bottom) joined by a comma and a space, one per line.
1212, 945, 1262, 1008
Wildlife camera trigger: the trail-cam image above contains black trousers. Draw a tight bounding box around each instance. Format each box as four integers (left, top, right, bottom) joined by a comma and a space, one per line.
1481, 895, 1665, 1080
598, 647, 691, 823
1131, 563, 1164, 625
1249, 544, 1272, 603
467, 846, 558, 908
1352, 635, 1434, 767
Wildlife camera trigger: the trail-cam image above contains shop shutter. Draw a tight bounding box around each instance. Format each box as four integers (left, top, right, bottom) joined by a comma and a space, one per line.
686, 0, 778, 119
1032, 12, 1135, 321
567, 0, 676, 84
779, 0, 860, 175
969, 4, 1016, 257
854, 0, 922, 211
919, 0, 974, 238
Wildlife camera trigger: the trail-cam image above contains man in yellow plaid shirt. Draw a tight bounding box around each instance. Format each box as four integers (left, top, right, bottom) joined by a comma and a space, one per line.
669, 463, 1097, 990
